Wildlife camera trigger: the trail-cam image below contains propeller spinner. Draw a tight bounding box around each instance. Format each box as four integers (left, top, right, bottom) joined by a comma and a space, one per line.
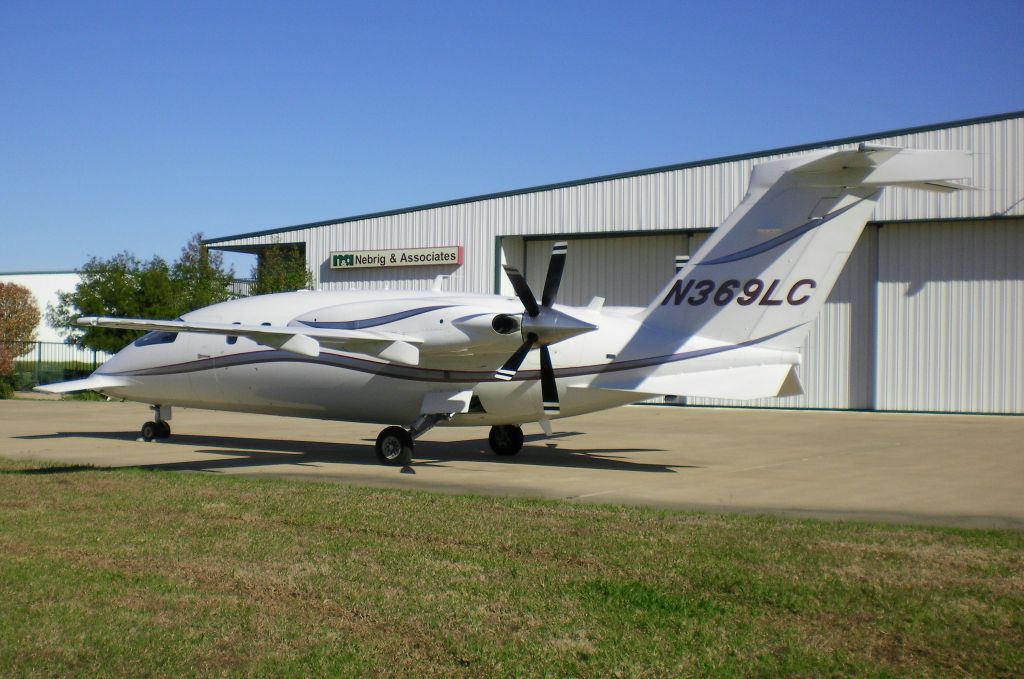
495, 241, 597, 415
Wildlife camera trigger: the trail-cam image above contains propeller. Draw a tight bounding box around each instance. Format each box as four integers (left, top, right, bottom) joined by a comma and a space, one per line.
495, 241, 597, 415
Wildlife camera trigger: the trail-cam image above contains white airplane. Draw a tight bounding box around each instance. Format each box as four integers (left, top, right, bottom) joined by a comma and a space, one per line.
39, 145, 972, 465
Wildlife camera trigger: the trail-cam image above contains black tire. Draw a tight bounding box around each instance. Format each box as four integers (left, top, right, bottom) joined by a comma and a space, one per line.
489, 424, 524, 456
375, 426, 414, 466
157, 421, 171, 439
141, 421, 159, 442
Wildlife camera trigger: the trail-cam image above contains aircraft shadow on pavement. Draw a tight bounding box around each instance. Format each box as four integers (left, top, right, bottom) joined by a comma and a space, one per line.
14, 430, 694, 474
8, 464, 100, 475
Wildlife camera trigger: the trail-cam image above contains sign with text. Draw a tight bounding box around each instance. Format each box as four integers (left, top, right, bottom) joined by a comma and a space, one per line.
329, 246, 463, 269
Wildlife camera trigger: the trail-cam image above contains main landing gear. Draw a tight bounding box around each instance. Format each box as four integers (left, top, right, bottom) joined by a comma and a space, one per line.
488, 425, 524, 456
374, 420, 526, 466
141, 405, 172, 442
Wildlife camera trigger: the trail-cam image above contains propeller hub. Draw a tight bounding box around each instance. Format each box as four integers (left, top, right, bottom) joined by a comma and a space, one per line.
521, 308, 597, 346
494, 241, 594, 416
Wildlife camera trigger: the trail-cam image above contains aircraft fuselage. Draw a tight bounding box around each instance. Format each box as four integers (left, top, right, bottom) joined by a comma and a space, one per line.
93, 289, 654, 426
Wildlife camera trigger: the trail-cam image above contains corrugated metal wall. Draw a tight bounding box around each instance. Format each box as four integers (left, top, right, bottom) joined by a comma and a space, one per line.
207, 114, 1024, 413
210, 115, 1023, 298
876, 219, 1024, 414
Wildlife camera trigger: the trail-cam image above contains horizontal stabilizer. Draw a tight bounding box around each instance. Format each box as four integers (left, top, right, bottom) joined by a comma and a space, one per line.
793, 146, 972, 187
34, 374, 135, 394
893, 180, 975, 193
575, 363, 802, 401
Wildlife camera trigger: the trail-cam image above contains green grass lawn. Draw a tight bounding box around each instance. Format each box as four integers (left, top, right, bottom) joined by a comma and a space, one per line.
0, 456, 1021, 678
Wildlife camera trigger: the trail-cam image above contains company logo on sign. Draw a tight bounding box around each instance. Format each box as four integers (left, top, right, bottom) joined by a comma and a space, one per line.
329, 246, 463, 269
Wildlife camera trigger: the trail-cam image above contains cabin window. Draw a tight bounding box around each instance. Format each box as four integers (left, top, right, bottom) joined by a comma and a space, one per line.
227, 321, 241, 345
134, 331, 178, 347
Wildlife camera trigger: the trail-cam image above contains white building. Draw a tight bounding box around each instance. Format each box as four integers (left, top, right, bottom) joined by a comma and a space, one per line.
205, 111, 1024, 414
0, 271, 109, 370
0, 271, 80, 344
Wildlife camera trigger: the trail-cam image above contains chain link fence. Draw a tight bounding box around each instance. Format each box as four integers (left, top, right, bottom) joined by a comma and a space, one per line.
6, 342, 114, 390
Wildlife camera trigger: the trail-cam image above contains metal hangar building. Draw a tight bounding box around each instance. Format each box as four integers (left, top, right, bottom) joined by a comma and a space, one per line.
205, 110, 1024, 415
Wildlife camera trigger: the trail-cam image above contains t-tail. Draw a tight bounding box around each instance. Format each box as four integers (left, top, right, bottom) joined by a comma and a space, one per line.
641, 144, 973, 351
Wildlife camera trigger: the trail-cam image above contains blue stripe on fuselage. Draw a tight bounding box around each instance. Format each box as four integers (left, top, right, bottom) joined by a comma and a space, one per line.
297, 305, 453, 330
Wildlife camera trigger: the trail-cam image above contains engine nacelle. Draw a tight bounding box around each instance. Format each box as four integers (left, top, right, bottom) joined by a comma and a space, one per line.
429, 310, 524, 355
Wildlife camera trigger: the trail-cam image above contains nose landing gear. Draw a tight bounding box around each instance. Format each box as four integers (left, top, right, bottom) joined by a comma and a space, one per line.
141, 405, 172, 442
375, 426, 414, 465
374, 413, 452, 466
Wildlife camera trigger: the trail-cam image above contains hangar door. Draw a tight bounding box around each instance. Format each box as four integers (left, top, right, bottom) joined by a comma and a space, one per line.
518, 222, 1023, 414
875, 219, 1024, 414
685, 229, 878, 410
522, 230, 878, 410
521, 233, 692, 307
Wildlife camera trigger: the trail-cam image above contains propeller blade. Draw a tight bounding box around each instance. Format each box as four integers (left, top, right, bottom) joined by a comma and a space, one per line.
494, 334, 536, 381
540, 241, 567, 307
540, 345, 559, 415
502, 265, 540, 317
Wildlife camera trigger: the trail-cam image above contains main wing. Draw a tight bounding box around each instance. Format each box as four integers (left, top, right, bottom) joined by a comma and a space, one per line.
78, 316, 424, 365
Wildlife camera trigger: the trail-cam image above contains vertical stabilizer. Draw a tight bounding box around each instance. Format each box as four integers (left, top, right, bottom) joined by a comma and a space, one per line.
642, 146, 971, 350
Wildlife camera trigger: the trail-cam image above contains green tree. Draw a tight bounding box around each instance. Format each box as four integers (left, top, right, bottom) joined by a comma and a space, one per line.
48, 233, 235, 353
251, 242, 313, 295
173, 232, 235, 310
49, 252, 176, 353
0, 283, 41, 389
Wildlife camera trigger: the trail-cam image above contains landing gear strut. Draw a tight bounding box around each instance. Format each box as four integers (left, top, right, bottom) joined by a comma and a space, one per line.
141, 405, 172, 442
489, 424, 524, 456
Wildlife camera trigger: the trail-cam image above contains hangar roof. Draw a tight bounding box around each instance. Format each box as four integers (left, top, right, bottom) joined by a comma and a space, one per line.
204, 109, 1024, 247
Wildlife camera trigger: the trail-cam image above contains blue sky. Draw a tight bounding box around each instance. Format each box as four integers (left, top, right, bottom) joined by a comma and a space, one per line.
2, 0, 1022, 274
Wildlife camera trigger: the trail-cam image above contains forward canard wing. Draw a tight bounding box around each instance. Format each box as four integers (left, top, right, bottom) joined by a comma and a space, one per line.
77, 316, 424, 365
34, 373, 136, 394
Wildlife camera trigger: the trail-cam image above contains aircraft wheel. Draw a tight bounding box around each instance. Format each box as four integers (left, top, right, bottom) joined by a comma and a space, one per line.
157, 421, 171, 439
489, 424, 524, 456
375, 426, 414, 466
141, 421, 160, 442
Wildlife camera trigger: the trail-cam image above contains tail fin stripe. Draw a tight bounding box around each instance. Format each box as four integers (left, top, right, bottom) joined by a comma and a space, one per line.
699, 199, 867, 266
